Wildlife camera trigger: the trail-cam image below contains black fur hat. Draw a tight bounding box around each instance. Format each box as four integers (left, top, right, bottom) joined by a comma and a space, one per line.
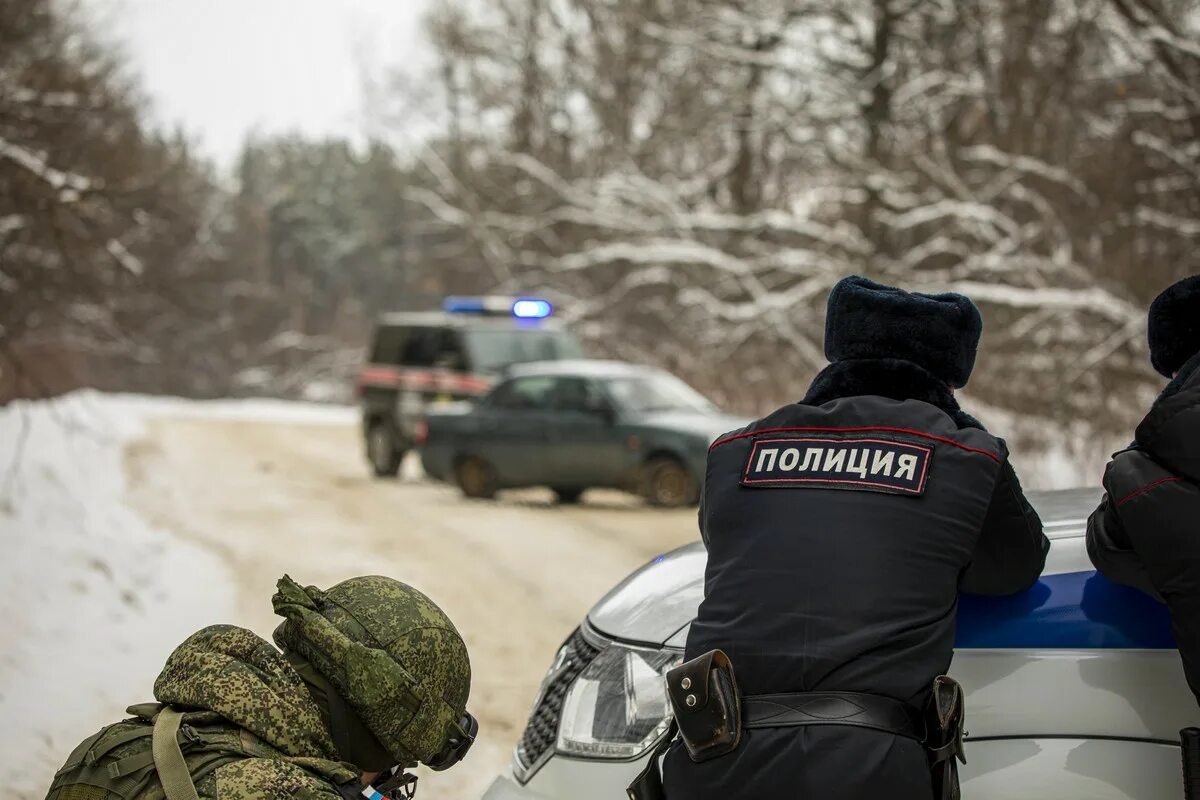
1148, 275, 1200, 378
824, 276, 983, 388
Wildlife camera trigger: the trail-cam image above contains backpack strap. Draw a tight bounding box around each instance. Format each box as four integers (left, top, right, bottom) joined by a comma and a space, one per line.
153, 707, 201, 800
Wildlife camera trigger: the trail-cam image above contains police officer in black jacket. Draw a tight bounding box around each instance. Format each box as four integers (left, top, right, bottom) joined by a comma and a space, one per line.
661, 276, 1049, 800
1088, 275, 1200, 707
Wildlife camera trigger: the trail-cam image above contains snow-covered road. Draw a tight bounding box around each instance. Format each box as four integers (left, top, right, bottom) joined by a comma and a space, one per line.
0, 393, 698, 799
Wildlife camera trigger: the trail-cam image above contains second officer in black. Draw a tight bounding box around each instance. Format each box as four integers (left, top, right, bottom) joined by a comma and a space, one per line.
661, 276, 1049, 800
1087, 274, 1200, 708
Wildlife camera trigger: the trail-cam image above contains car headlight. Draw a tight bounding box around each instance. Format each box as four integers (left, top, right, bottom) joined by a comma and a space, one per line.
556, 644, 677, 760
514, 627, 603, 780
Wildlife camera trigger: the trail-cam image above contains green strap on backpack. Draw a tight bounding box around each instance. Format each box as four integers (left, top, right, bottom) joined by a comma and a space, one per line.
45, 705, 245, 800
152, 708, 200, 800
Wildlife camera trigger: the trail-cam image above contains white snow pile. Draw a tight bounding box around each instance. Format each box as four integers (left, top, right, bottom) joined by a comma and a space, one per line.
115, 392, 357, 426
0, 391, 335, 797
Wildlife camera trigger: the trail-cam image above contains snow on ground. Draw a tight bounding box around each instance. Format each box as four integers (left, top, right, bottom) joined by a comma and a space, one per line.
0, 391, 351, 797
112, 392, 358, 425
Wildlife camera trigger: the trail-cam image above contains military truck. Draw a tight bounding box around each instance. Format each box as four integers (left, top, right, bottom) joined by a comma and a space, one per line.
358, 297, 584, 477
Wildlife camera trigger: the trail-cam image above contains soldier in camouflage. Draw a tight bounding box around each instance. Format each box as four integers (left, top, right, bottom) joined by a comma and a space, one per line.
46, 574, 477, 800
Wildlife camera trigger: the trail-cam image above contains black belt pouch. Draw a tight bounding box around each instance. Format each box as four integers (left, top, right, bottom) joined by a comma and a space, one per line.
666, 649, 742, 762
926, 675, 967, 800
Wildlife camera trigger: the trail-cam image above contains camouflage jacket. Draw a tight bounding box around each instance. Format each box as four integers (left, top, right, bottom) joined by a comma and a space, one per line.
46, 625, 362, 800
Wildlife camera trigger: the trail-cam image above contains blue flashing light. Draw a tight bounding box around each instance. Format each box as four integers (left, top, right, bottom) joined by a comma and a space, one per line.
512, 298, 553, 319
443, 296, 488, 314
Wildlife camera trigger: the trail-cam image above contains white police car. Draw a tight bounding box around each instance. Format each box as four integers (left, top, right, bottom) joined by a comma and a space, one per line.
483, 488, 1194, 799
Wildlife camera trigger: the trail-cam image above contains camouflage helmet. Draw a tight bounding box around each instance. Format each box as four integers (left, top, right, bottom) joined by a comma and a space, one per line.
271, 574, 472, 767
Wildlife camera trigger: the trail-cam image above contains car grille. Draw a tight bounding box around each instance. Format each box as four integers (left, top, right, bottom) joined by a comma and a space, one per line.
515, 626, 603, 776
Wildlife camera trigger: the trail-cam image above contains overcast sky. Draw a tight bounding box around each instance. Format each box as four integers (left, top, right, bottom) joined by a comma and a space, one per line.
85, 0, 432, 170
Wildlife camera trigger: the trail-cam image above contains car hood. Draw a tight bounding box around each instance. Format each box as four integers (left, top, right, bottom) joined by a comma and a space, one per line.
587, 488, 1110, 647
629, 410, 748, 443
587, 542, 707, 646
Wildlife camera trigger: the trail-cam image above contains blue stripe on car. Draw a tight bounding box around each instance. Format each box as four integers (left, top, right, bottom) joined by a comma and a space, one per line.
955, 570, 1176, 649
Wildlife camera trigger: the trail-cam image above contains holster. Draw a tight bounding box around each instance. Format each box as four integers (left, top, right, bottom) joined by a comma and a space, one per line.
625, 720, 675, 800
1181, 727, 1200, 800
666, 649, 742, 763
625, 649, 742, 800
925, 676, 967, 800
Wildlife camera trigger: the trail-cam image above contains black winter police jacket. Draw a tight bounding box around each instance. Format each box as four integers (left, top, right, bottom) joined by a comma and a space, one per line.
664, 359, 1048, 800
1088, 352, 1200, 706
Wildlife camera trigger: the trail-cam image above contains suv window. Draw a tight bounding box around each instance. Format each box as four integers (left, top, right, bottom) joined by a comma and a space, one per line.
435, 330, 466, 370
400, 327, 441, 367
490, 376, 556, 411
551, 377, 601, 412
370, 326, 408, 364
394, 327, 464, 369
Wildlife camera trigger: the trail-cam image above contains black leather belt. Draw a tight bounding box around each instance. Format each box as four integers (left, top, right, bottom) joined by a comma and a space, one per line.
742, 691, 926, 741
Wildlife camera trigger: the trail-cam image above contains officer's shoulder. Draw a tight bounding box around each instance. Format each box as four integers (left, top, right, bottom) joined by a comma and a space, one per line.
1137, 372, 1200, 448
709, 397, 1003, 460
713, 403, 807, 443
1099, 446, 1183, 501
1106, 445, 1166, 475
710, 419, 756, 448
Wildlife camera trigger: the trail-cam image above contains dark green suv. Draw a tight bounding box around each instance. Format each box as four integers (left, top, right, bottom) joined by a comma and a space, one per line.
420, 360, 746, 506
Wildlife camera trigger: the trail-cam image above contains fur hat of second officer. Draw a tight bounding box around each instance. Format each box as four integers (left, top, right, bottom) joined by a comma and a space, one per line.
1148, 275, 1200, 378
824, 276, 983, 388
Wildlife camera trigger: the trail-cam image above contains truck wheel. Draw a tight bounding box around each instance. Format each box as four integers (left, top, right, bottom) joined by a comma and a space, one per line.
642, 457, 698, 508
456, 456, 498, 499
553, 487, 584, 505
367, 424, 403, 478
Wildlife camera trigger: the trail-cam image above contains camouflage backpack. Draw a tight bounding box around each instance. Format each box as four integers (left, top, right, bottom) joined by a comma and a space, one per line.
44, 703, 310, 800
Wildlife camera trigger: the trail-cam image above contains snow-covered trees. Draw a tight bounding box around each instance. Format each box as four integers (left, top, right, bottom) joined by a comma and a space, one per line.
4, 0, 1196, 422
0, 4, 429, 401
412, 0, 1200, 426
0, 0, 220, 399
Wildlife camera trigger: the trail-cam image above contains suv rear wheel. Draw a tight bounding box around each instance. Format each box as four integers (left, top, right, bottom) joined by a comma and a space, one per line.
367, 423, 404, 478
642, 457, 698, 507
456, 456, 498, 499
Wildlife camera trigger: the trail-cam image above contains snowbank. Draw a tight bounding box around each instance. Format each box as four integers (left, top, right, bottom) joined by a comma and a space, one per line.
0, 391, 254, 797
112, 392, 358, 425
